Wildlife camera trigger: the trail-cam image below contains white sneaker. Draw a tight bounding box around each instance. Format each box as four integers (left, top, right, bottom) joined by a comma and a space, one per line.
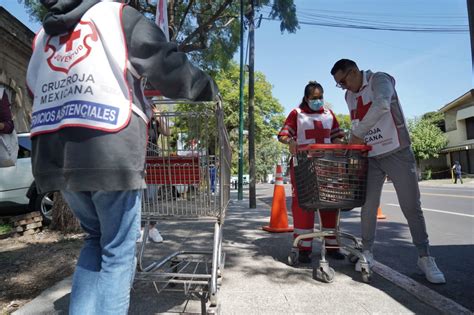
417, 256, 446, 284
137, 229, 146, 243
355, 250, 374, 272
148, 227, 163, 243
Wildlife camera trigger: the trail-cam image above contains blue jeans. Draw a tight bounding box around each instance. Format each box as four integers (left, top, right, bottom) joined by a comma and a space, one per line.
61, 190, 142, 315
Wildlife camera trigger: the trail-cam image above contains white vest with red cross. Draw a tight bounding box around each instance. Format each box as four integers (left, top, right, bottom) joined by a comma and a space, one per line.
295, 108, 333, 145
26, 2, 147, 137
347, 73, 400, 157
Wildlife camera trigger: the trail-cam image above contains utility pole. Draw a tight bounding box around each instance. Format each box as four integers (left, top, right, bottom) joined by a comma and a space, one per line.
468, 0, 474, 78
247, 0, 256, 208
237, 0, 245, 200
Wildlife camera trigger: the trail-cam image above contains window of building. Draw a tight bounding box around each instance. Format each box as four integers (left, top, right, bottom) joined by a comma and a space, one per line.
466, 117, 474, 140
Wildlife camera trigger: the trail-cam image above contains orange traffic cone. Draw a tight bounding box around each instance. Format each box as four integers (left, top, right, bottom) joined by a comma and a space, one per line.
262, 164, 293, 233
377, 206, 386, 219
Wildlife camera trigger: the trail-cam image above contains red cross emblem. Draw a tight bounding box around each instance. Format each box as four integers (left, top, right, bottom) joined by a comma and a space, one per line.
45, 21, 98, 74
351, 96, 372, 121
59, 30, 81, 52
305, 120, 331, 143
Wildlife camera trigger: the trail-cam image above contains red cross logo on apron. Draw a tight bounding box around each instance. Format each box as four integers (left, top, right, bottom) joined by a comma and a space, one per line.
45, 21, 98, 74
59, 30, 82, 52
305, 120, 331, 143
351, 96, 373, 121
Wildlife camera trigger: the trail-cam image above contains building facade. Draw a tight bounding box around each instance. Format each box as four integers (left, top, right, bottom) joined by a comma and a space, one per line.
0, 6, 34, 133
439, 89, 474, 175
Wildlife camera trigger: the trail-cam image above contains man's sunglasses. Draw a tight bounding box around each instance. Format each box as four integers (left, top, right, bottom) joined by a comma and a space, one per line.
336, 69, 352, 88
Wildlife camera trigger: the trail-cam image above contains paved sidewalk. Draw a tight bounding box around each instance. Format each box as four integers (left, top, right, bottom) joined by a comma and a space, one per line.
14, 193, 454, 315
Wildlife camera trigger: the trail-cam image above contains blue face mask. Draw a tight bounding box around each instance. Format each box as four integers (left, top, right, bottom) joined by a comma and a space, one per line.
308, 99, 324, 111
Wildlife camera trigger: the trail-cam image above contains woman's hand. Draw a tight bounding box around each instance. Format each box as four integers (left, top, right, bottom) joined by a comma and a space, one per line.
289, 139, 297, 155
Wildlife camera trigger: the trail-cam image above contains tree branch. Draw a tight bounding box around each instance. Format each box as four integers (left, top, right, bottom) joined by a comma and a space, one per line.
180, 0, 233, 48
179, 39, 208, 53
176, 0, 195, 36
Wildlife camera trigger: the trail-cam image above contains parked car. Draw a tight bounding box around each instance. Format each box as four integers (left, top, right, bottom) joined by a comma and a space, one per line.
0, 133, 54, 224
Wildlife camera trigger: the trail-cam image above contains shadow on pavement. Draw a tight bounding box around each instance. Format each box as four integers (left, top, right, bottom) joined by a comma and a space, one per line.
253, 192, 473, 312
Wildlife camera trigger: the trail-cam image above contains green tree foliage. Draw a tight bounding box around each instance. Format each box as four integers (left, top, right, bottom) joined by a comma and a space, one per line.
214, 61, 285, 136
172, 61, 285, 176
18, 0, 47, 22
20, 0, 298, 71
332, 113, 350, 141
421, 111, 446, 132
408, 117, 447, 162
255, 138, 284, 182
179, 61, 285, 176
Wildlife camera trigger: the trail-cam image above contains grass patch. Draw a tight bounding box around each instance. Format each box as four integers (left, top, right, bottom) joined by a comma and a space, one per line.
0, 224, 12, 235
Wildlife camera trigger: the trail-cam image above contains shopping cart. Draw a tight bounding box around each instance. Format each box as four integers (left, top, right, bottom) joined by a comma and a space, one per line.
134, 99, 231, 314
287, 144, 372, 283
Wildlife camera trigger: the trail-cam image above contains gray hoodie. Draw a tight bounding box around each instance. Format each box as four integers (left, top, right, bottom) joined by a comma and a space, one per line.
29, 0, 218, 193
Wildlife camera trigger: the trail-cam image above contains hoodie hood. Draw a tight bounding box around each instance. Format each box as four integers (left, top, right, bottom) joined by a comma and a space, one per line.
41, 0, 100, 35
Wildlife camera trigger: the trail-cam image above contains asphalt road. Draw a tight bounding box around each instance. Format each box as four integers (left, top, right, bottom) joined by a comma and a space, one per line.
255, 182, 474, 311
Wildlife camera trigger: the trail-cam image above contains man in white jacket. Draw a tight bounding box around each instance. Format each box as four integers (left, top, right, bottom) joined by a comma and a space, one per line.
331, 59, 445, 284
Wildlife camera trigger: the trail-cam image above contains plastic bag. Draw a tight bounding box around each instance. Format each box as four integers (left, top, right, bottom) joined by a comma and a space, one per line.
0, 129, 18, 167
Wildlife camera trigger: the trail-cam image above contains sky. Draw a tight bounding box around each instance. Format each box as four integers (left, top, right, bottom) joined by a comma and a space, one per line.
251, 0, 472, 118
1, 0, 472, 119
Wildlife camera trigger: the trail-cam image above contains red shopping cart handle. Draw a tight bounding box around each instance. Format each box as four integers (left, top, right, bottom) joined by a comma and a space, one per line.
297, 144, 372, 152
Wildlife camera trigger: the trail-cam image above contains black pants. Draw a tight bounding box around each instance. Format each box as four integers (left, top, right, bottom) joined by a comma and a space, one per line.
454, 174, 463, 184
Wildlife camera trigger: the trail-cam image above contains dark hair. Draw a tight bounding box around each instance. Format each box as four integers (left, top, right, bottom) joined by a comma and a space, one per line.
300, 81, 324, 106
303, 81, 324, 102
330, 59, 358, 75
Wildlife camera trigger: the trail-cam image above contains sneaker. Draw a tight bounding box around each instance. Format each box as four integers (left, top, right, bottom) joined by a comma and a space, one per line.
298, 250, 312, 263
137, 229, 147, 243
355, 250, 374, 272
148, 227, 164, 243
417, 256, 446, 284
327, 250, 345, 260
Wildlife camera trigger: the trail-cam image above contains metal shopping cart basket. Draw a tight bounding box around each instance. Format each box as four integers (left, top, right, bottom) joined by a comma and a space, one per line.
134, 99, 231, 314
287, 144, 373, 283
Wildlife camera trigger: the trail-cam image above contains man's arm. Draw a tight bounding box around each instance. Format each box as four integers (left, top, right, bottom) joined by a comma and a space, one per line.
352, 72, 394, 139
123, 6, 218, 101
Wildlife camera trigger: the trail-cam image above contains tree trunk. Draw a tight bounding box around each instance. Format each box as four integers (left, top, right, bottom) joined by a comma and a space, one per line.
50, 192, 82, 233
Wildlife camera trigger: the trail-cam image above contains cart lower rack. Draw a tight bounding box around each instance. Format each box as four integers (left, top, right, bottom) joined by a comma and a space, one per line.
134, 99, 231, 314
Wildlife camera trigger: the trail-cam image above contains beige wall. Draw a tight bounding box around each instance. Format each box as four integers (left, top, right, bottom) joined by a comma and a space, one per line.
443, 102, 474, 147
444, 110, 457, 132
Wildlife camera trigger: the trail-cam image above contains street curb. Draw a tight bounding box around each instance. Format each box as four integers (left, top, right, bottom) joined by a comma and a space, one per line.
372, 261, 472, 315
12, 277, 72, 315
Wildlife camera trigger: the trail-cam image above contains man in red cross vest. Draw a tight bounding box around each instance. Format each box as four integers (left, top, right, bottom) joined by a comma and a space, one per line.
331, 59, 445, 284
278, 81, 345, 263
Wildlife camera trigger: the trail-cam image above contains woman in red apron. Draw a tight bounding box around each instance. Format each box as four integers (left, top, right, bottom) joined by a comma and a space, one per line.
278, 81, 345, 263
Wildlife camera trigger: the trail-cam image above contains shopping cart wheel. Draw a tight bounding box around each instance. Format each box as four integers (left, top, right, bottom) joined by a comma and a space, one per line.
316, 266, 335, 283
288, 250, 298, 266
347, 253, 359, 264
361, 268, 371, 283
206, 303, 221, 315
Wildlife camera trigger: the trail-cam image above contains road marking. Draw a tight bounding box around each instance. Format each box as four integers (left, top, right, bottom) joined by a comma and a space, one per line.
386, 203, 474, 218
372, 261, 472, 315
384, 190, 474, 199
420, 186, 474, 192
